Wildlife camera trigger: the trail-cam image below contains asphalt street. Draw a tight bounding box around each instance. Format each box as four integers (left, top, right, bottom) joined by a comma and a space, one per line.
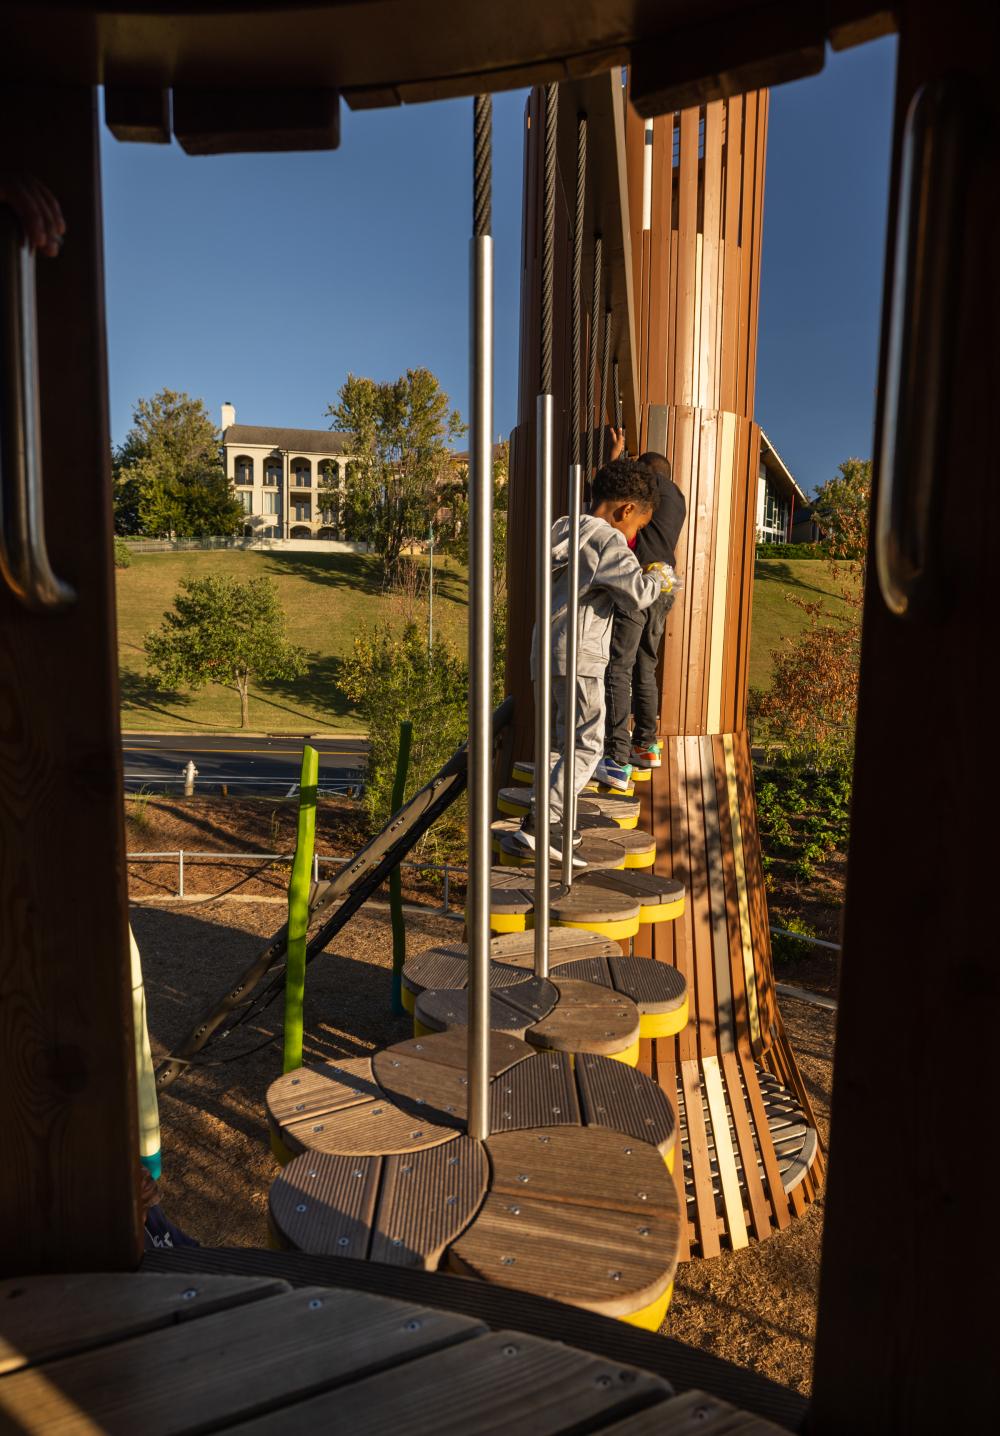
122, 733, 368, 796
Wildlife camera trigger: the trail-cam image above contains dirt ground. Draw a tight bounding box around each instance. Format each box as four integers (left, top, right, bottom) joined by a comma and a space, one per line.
136, 895, 836, 1398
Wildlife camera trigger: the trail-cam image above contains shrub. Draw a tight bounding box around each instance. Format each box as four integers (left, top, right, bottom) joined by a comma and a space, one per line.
755, 542, 824, 561
341, 622, 470, 861
113, 536, 132, 568
771, 915, 820, 962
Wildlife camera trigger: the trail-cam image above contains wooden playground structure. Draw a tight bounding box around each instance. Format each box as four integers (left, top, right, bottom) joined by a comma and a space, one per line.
2, 1, 999, 1431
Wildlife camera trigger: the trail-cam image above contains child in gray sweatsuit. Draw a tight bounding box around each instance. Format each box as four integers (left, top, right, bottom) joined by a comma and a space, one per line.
514, 458, 675, 864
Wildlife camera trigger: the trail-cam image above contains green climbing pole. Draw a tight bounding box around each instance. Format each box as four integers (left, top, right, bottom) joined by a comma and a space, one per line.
282, 743, 319, 1074
389, 720, 413, 1014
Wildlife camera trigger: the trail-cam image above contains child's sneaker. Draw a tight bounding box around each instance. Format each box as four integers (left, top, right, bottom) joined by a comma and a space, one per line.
630, 742, 661, 769
510, 813, 586, 867
594, 757, 633, 792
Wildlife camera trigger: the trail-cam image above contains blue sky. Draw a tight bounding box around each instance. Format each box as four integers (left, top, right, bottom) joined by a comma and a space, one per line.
101, 37, 896, 496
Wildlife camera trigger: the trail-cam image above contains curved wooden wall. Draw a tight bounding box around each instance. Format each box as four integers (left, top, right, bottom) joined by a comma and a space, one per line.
506, 79, 823, 1255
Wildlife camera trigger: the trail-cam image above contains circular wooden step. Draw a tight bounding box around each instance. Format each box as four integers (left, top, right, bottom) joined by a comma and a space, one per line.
550, 885, 642, 942
511, 759, 636, 798
596, 828, 657, 869
448, 1125, 678, 1327
497, 786, 641, 830
556, 955, 689, 1040
576, 869, 685, 923
497, 833, 627, 870
524, 979, 641, 1065
487, 866, 567, 934
489, 928, 624, 967
266, 1033, 681, 1328
403, 947, 688, 1043
415, 977, 558, 1040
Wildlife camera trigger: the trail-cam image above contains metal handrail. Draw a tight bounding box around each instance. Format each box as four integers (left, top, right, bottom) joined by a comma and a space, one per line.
875, 79, 971, 620
0, 208, 75, 610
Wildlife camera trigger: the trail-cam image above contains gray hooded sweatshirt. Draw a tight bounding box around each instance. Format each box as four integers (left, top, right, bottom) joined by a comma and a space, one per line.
530, 514, 662, 679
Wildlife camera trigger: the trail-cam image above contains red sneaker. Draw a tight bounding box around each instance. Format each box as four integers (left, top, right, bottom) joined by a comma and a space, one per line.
630, 743, 661, 769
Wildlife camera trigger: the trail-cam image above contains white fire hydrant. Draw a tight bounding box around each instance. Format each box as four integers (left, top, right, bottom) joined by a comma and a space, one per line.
182, 759, 198, 797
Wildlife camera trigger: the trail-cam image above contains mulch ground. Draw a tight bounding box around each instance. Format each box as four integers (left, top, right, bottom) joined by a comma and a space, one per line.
136, 892, 838, 1398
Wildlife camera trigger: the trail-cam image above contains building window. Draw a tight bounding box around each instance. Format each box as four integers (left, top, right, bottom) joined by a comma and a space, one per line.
291, 457, 311, 488
234, 455, 254, 485
263, 491, 279, 516
238, 490, 253, 513
293, 499, 312, 522
264, 457, 282, 486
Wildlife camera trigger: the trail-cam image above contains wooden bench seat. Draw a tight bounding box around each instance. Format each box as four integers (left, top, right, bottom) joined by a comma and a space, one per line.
265, 1030, 682, 1330
3, 1271, 797, 1434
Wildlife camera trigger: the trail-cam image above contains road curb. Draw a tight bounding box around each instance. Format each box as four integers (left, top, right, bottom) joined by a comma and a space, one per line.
122, 730, 368, 741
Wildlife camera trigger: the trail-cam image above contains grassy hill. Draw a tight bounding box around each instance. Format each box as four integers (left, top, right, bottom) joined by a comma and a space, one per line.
748, 558, 857, 694
116, 549, 468, 733
116, 549, 855, 732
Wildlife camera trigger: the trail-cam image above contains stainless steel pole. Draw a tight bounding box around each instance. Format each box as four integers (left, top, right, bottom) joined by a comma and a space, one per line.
533, 82, 558, 980
561, 112, 587, 889
560, 460, 581, 888
466, 96, 494, 1142
534, 392, 554, 976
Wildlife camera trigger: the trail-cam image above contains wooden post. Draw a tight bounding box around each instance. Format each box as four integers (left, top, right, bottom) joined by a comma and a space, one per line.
0, 85, 143, 1271
282, 744, 319, 1073
810, 1, 1000, 1426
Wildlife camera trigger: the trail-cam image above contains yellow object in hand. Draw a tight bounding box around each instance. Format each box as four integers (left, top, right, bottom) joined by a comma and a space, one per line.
644, 561, 679, 596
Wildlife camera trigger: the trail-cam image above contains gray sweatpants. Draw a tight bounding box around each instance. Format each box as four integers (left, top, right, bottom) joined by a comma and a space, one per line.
532, 674, 605, 822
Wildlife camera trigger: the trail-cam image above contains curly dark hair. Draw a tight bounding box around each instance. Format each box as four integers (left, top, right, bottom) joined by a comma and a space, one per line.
591, 457, 658, 512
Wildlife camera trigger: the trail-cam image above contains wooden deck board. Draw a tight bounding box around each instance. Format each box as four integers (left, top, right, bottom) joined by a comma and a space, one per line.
490, 1051, 581, 1130
370, 1137, 489, 1269
0, 1286, 486, 1436
269, 1153, 381, 1256
576, 1054, 677, 1158
487, 1126, 675, 1217
227, 1328, 673, 1436
0, 1274, 289, 1376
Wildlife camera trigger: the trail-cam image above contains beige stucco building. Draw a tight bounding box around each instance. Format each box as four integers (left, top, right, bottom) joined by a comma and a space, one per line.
220, 402, 353, 539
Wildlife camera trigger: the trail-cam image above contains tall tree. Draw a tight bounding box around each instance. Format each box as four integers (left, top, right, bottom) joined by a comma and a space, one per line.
144, 575, 305, 728
113, 389, 244, 538
324, 369, 464, 574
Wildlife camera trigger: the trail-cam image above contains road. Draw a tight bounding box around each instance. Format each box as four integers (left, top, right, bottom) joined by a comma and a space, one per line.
122, 733, 368, 796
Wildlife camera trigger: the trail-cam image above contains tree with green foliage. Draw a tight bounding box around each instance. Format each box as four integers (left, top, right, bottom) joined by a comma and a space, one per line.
442, 440, 509, 696
341, 622, 469, 859
144, 575, 305, 728
114, 389, 244, 538
324, 369, 464, 575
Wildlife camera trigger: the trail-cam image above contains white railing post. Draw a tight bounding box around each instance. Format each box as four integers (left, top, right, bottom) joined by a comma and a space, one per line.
178, 849, 184, 897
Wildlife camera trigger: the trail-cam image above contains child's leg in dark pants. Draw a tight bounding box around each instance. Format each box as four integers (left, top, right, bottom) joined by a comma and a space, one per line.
604, 608, 644, 764
631, 593, 673, 747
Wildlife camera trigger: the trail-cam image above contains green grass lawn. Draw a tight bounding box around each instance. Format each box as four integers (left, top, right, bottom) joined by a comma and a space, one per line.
116, 549, 468, 732
117, 550, 855, 732
749, 558, 858, 693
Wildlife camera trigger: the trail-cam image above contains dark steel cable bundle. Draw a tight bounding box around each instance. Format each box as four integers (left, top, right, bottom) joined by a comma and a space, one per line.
598, 309, 611, 469
571, 114, 586, 462
473, 94, 492, 238
540, 83, 558, 394
586, 234, 602, 481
